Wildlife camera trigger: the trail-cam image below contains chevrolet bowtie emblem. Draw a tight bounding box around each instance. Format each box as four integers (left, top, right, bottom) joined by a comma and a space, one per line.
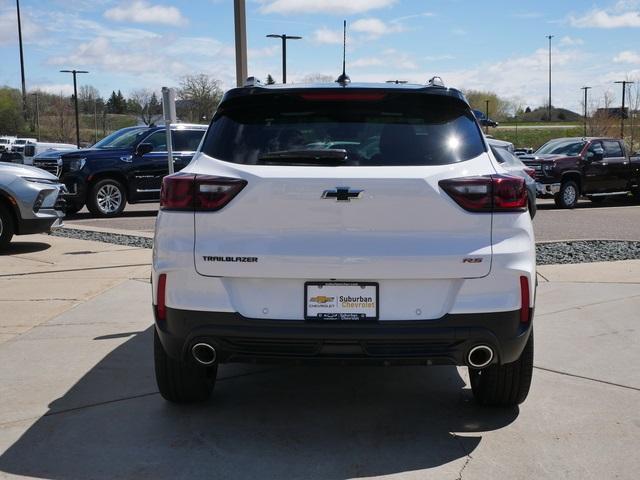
322, 187, 363, 202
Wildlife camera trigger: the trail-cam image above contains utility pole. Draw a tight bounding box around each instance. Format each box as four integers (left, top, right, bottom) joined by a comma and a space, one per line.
94, 99, 98, 144
266, 34, 302, 84
60, 69, 89, 148
16, 0, 27, 121
234, 0, 248, 87
485, 99, 490, 135
614, 80, 634, 139
581, 86, 591, 137
30, 92, 40, 141
546, 35, 554, 122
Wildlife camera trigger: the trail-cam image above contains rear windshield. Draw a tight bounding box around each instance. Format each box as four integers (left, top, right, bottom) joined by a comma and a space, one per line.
201, 93, 485, 166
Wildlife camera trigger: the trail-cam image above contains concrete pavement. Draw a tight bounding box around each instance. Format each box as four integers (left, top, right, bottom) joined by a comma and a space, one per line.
0, 234, 639, 479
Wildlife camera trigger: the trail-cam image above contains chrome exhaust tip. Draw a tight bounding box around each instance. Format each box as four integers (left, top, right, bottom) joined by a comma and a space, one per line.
191, 342, 217, 366
467, 345, 494, 369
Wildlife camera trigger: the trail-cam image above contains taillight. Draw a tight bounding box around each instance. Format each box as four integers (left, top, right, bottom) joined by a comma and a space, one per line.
439, 174, 527, 212
160, 173, 247, 211
156, 273, 167, 322
523, 167, 536, 180
520, 276, 531, 323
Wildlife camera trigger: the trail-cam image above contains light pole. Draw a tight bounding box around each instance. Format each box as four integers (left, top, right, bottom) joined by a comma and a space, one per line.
485, 99, 490, 135
546, 35, 554, 122
234, 0, 247, 87
614, 80, 634, 139
60, 69, 89, 148
266, 34, 302, 84
30, 92, 40, 141
581, 86, 591, 137
16, 0, 27, 121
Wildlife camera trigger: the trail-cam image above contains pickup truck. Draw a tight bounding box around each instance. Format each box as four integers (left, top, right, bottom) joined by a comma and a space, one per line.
520, 137, 640, 208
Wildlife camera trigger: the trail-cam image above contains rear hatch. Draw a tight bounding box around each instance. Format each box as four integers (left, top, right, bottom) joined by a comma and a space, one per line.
193, 87, 493, 281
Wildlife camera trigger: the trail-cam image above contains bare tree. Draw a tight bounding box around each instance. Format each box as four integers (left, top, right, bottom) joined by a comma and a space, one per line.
129, 89, 162, 126
78, 85, 101, 114
627, 76, 640, 153
300, 73, 334, 84
178, 74, 223, 123
588, 90, 617, 137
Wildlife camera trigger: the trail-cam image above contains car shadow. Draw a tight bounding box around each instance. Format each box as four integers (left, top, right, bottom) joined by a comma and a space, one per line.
66, 209, 159, 220
536, 196, 638, 210
1, 241, 51, 255
0, 327, 519, 479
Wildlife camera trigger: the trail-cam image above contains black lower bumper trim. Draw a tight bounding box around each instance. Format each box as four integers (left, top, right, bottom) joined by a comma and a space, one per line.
156, 308, 533, 367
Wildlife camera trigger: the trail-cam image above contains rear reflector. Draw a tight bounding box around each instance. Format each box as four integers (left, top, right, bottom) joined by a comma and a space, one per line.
520, 276, 530, 323
299, 92, 387, 102
156, 273, 167, 322
439, 174, 527, 212
160, 173, 247, 211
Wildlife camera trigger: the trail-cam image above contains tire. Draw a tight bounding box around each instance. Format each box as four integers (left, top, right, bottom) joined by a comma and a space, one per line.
87, 179, 127, 217
0, 203, 15, 251
154, 329, 216, 403
470, 331, 534, 407
589, 196, 606, 204
554, 180, 579, 209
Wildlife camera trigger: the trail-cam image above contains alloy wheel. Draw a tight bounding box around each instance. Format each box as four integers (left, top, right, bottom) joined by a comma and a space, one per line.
96, 184, 123, 214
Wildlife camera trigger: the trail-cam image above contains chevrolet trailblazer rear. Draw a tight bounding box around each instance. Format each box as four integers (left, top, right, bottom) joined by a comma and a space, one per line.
152, 79, 536, 407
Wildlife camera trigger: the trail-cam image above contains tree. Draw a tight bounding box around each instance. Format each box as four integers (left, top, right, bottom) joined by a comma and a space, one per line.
266, 74, 276, 85
0, 87, 24, 134
463, 90, 515, 120
129, 89, 162, 125
178, 74, 223, 123
78, 85, 101, 114
300, 73, 334, 84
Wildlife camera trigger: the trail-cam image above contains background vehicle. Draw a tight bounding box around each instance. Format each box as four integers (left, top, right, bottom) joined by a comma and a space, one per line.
0, 137, 16, 153
10, 138, 37, 156
22, 142, 78, 166
488, 139, 537, 218
520, 137, 640, 208
473, 109, 499, 128
33, 124, 206, 216
152, 81, 535, 408
0, 162, 65, 250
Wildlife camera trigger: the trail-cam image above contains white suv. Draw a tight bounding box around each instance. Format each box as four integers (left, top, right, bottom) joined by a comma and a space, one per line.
152, 81, 535, 407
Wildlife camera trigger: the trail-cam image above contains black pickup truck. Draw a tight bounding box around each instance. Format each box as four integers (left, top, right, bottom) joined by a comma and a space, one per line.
33, 124, 207, 217
520, 137, 640, 208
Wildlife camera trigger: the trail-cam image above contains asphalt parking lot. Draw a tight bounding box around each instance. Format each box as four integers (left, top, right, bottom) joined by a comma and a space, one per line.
0, 234, 639, 479
63, 197, 640, 242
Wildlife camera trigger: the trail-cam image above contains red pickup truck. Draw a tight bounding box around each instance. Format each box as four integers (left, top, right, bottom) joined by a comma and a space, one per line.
520, 137, 640, 208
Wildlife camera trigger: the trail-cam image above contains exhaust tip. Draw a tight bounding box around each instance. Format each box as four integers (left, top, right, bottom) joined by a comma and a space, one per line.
467, 345, 494, 369
191, 342, 217, 366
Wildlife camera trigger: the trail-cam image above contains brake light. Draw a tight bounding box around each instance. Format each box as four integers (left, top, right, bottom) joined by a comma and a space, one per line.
523, 167, 536, 180
520, 276, 531, 323
160, 173, 247, 211
299, 92, 387, 102
439, 175, 527, 212
156, 273, 167, 322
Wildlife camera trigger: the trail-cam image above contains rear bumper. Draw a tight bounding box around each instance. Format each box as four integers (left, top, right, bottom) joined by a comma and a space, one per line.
155, 307, 533, 366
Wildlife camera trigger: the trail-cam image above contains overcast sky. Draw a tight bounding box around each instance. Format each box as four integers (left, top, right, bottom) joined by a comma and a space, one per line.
1, 0, 639, 112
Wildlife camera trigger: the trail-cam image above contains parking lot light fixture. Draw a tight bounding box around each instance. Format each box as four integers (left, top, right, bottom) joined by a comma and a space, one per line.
614, 80, 634, 139
266, 34, 302, 84
581, 86, 591, 137
546, 35, 554, 122
60, 69, 89, 148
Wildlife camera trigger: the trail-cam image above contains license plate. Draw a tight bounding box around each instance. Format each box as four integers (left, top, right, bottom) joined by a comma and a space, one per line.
305, 282, 378, 320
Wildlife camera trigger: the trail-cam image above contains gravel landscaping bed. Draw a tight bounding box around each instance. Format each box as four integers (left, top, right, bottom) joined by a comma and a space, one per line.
50, 228, 640, 265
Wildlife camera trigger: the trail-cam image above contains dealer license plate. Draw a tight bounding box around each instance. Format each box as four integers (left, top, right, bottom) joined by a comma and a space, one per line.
305, 282, 378, 320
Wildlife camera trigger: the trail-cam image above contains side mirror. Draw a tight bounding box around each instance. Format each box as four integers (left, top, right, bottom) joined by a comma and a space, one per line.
135, 143, 153, 157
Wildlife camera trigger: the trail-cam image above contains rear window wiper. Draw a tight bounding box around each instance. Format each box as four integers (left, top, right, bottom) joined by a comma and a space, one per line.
257, 149, 347, 166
